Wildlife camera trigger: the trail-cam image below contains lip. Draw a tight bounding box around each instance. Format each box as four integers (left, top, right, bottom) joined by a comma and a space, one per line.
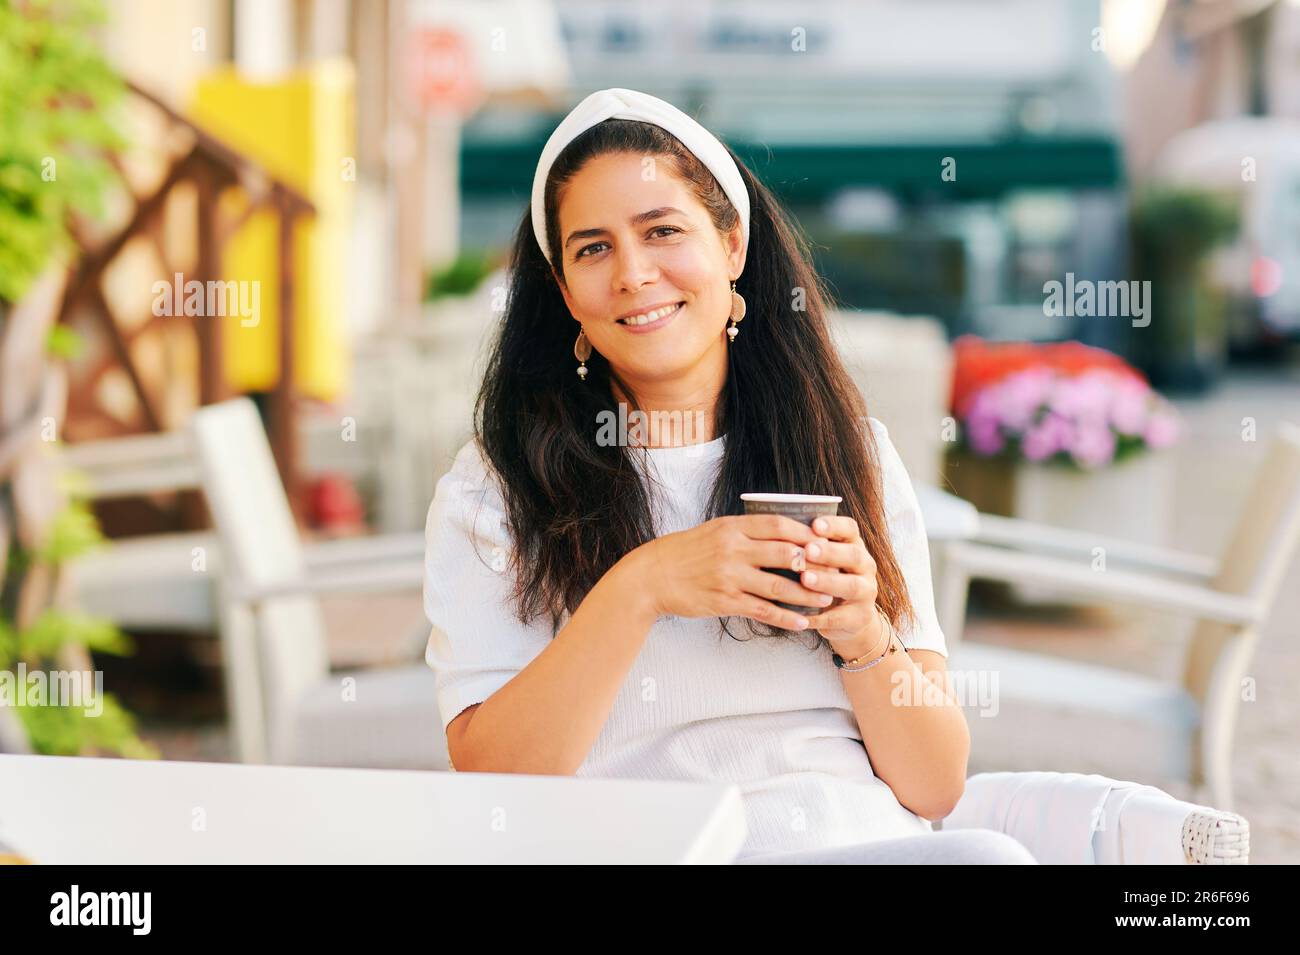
616, 301, 684, 334
616, 300, 684, 322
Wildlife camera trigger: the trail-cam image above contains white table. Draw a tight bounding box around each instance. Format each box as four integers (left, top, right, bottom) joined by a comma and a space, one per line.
0, 755, 747, 864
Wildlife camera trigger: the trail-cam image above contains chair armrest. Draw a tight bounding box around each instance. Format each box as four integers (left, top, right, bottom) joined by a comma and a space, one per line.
914, 483, 981, 541
228, 533, 425, 605
301, 532, 426, 569
945, 540, 1262, 626
972, 513, 1218, 579
1182, 808, 1251, 865
942, 770, 1250, 864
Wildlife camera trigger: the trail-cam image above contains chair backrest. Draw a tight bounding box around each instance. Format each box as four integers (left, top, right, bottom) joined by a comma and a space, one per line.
59, 429, 201, 499
1184, 420, 1300, 705
190, 398, 330, 759
829, 309, 952, 486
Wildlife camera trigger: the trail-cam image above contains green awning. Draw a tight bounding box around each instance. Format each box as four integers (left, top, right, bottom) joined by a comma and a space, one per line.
460, 135, 1124, 202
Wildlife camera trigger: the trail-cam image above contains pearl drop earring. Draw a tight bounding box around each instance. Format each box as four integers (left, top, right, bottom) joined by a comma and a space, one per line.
574, 327, 592, 379
727, 279, 746, 342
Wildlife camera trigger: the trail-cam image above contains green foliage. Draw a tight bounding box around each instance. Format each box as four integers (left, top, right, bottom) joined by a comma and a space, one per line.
424, 249, 499, 302
0, 593, 154, 758
0, 619, 14, 670
45, 323, 84, 359
16, 689, 158, 758
34, 495, 105, 563
14, 609, 134, 660
0, 0, 125, 305
1, 492, 153, 758
1130, 186, 1240, 270
953, 430, 1153, 473
1128, 186, 1241, 385
0, 1, 152, 758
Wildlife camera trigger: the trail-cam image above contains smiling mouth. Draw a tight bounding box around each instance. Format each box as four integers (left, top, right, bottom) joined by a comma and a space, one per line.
616, 302, 685, 327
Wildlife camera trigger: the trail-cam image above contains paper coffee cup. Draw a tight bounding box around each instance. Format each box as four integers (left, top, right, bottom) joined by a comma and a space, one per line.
740, 492, 842, 615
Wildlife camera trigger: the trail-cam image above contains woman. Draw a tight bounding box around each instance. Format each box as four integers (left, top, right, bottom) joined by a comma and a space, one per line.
423, 88, 1035, 864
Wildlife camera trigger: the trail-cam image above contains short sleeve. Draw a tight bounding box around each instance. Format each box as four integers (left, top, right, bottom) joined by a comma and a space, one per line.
867, 417, 949, 659
423, 439, 554, 734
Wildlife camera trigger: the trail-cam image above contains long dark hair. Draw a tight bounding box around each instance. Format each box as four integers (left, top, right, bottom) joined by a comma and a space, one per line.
474, 117, 917, 647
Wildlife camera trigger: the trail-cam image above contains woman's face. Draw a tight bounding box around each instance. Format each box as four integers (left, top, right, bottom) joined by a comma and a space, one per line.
551, 152, 745, 389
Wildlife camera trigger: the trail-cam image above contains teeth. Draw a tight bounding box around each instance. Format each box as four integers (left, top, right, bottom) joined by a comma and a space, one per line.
620, 303, 681, 326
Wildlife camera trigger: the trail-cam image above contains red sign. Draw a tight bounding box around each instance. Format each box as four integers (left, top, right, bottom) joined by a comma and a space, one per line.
408, 27, 485, 117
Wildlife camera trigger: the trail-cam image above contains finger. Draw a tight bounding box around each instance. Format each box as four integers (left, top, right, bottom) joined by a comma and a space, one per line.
739, 513, 818, 545
810, 515, 862, 543
728, 593, 815, 632
804, 537, 874, 574
800, 567, 875, 603
738, 567, 835, 612
750, 539, 822, 574
808, 604, 874, 635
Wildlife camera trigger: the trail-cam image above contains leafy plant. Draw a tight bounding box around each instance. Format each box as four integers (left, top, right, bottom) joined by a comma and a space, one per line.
0, 0, 153, 758
1127, 186, 1240, 390
424, 249, 500, 302
1130, 187, 1240, 270
0, 489, 158, 758
0, 0, 125, 306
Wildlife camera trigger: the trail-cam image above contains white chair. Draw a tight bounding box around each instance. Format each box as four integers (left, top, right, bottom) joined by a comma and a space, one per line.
189, 397, 448, 770
61, 430, 218, 632
830, 309, 953, 486
937, 421, 1300, 810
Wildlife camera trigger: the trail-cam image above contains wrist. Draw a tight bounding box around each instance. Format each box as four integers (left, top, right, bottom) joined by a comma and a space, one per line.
611, 545, 663, 628
828, 607, 889, 663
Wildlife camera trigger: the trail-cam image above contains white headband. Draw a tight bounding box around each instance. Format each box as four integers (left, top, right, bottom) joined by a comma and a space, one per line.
530, 87, 750, 268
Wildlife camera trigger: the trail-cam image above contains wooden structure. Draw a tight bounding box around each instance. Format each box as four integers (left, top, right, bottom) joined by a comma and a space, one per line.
57, 80, 315, 512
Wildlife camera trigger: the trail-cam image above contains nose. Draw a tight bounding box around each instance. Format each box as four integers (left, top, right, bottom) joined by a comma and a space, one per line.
612, 239, 659, 293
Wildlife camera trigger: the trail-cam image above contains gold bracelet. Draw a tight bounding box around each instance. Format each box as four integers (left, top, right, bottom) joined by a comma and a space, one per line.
832, 610, 898, 671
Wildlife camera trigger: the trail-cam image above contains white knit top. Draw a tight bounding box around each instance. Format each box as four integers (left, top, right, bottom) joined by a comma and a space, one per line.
422, 417, 949, 860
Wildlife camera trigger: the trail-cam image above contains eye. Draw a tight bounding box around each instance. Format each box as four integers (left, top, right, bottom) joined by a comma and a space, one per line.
575, 226, 680, 260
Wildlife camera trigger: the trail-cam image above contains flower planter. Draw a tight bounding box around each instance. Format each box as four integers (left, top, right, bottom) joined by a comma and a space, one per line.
944, 447, 1176, 603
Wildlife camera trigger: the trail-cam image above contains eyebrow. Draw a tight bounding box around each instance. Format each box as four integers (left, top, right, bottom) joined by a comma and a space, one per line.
563, 207, 687, 250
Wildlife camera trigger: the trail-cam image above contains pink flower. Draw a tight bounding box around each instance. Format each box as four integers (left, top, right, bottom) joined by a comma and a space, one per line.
963, 389, 1007, 455
1144, 409, 1180, 448
1108, 377, 1152, 436
959, 360, 1178, 466
1021, 412, 1073, 462
1048, 374, 1111, 427
967, 413, 1006, 455
994, 368, 1055, 432
1109, 393, 1149, 435
1068, 421, 1117, 468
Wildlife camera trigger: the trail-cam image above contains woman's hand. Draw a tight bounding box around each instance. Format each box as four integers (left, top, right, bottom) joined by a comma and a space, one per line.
797, 515, 887, 655
634, 514, 834, 631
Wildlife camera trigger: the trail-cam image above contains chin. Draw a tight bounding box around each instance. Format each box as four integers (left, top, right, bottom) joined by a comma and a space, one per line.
623, 349, 708, 379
